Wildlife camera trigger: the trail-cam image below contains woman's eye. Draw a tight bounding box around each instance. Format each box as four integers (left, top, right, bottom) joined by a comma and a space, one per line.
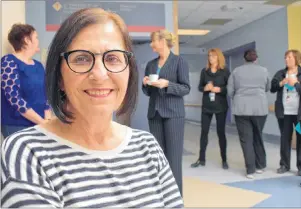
105, 55, 121, 64
75, 56, 90, 62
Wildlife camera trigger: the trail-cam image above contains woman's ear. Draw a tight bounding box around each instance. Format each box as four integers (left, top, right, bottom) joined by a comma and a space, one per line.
24, 35, 32, 46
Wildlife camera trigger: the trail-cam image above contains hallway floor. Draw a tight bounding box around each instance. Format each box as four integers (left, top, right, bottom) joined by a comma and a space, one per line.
182, 121, 301, 207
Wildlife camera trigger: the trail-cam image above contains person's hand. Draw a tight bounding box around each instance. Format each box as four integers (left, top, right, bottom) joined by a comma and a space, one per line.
211, 87, 221, 93
288, 77, 299, 86
143, 76, 150, 85
280, 78, 288, 87
205, 82, 214, 91
150, 79, 169, 89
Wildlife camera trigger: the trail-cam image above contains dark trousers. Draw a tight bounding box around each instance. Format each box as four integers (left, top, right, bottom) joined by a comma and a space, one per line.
199, 111, 227, 162
235, 115, 267, 174
148, 112, 185, 196
278, 115, 301, 171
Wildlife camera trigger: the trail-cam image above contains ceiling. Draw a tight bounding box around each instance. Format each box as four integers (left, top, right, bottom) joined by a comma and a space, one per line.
178, 0, 300, 47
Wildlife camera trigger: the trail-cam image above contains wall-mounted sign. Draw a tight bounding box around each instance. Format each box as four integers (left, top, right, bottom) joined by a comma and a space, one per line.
46, 1, 165, 32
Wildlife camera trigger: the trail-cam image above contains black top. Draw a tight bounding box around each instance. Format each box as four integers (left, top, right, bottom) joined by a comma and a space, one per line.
198, 67, 230, 113
142, 52, 191, 119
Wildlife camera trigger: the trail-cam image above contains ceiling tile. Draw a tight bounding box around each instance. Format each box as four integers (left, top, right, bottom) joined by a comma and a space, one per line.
199, 1, 235, 11
178, 0, 285, 47
178, 1, 204, 20
182, 10, 215, 25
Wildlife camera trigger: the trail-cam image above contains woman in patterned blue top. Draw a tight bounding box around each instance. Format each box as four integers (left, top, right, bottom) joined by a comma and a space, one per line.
1, 24, 51, 138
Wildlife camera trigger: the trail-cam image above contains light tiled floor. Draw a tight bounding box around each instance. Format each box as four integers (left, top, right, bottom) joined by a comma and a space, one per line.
182, 121, 300, 207
183, 177, 270, 207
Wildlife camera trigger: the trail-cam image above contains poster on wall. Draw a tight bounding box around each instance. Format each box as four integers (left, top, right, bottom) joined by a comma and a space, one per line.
46, 0, 165, 32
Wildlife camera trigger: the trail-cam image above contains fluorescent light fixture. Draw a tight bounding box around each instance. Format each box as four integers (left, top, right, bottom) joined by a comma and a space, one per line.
178, 29, 210, 36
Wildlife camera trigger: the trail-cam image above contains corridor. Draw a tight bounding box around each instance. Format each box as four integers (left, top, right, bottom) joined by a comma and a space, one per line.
182, 121, 300, 207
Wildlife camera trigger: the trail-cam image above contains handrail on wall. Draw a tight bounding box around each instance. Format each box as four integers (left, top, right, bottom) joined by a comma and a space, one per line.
184, 104, 202, 107
185, 104, 275, 113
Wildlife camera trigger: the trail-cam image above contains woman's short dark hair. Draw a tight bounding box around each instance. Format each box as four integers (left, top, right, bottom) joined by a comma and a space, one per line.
8, 24, 35, 52
244, 49, 258, 62
45, 8, 138, 124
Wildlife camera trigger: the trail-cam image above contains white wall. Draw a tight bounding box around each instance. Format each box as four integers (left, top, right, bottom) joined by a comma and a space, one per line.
1, 1, 25, 55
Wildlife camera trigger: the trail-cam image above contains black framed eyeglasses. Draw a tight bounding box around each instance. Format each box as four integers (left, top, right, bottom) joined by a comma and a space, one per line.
60, 49, 133, 74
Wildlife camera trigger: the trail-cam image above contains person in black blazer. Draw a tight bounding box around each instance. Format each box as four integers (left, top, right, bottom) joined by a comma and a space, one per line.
142, 29, 190, 195
270, 49, 301, 176
191, 48, 230, 170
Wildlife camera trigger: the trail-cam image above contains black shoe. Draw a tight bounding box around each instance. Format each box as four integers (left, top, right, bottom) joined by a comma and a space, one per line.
277, 166, 289, 174
222, 161, 229, 170
298, 170, 301, 176
191, 159, 205, 168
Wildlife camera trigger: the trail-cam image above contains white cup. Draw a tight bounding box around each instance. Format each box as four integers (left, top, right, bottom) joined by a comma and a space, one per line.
149, 74, 159, 82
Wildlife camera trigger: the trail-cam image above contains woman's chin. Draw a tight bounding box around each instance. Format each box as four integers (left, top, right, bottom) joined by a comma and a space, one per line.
82, 106, 115, 117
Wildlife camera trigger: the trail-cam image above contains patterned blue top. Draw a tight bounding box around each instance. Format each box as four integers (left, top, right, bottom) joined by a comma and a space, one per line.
1, 54, 50, 127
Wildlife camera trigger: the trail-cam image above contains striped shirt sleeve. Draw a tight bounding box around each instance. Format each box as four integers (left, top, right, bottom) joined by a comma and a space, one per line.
158, 164, 184, 208
152, 138, 184, 208
1, 135, 62, 208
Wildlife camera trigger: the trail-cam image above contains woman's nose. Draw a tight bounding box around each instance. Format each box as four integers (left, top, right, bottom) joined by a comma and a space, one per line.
91, 58, 109, 79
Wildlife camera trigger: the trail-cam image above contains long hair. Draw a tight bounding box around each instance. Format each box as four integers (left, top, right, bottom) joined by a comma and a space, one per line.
206, 48, 226, 70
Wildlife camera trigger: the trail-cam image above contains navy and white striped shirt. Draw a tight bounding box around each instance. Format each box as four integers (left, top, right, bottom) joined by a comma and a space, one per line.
1, 125, 183, 208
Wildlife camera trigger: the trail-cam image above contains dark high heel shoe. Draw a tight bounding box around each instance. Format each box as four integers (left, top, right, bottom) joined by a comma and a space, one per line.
191, 159, 205, 168
277, 166, 289, 174
222, 161, 229, 170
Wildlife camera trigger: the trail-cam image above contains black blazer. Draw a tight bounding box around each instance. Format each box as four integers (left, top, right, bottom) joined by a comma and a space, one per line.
270, 66, 301, 120
142, 52, 190, 119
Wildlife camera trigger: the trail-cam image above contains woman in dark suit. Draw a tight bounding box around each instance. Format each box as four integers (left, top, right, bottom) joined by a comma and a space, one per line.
142, 29, 190, 195
270, 49, 301, 177
191, 48, 230, 170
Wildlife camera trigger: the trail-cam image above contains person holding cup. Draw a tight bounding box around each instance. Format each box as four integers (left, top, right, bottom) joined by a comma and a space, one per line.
191, 48, 230, 170
270, 49, 301, 176
142, 29, 190, 195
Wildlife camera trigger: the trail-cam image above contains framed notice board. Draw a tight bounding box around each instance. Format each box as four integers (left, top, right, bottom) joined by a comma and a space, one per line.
46, 0, 166, 32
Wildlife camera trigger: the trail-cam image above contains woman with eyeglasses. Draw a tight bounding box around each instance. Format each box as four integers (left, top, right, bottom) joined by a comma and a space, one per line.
1, 8, 183, 208
142, 29, 191, 196
270, 49, 301, 177
1, 24, 51, 138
